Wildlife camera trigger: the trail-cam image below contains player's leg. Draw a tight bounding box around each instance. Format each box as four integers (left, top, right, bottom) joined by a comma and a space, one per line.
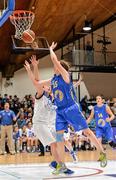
52, 113, 74, 175
105, 126, 116, 148
96, 127, 105, 150
63, 130, 78, 162
49, 133, 75, 174
50, 131, 74, 175
82, 128, 107, 167
64, 139, 78, 163
52, 130, 68, 175
27, 137, 31, 152
50, 141, 64, 163
33, 122, 69, 173
85, 127, 104, 152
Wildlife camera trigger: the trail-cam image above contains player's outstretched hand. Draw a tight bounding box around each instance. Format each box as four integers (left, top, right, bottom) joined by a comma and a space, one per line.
24, 60, 31, 71
30, 55, 39, 67
50, 42, 57, 50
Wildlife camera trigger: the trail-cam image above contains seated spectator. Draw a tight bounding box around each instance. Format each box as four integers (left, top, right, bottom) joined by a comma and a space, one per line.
26, 112, 33, 124
23, 107, 28, 118
17, 113, 26, 129
19, 125, 28, 152
27, 122, 38, 152
27, 107, 33, 115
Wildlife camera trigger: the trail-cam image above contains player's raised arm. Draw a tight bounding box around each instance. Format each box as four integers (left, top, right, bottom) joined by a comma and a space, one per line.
49, 42, 70, 84
30, 55, 40, 81
24, 60, 40, 88
30, 55, 51, 87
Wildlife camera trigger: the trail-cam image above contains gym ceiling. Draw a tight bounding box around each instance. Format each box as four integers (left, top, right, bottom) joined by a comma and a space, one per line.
0, 0, 116, 77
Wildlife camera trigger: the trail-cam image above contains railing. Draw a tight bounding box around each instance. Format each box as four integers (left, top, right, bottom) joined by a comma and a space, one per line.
71, 50, 116, 66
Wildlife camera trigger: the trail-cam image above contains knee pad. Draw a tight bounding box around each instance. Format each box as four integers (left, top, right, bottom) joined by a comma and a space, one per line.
56, 133, 64, 142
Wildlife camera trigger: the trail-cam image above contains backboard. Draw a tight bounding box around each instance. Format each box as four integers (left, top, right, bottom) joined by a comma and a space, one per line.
11, 35, 50, 54
0, 0, 15, 27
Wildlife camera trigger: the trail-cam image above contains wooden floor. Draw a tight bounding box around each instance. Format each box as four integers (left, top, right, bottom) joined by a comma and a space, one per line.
0, 148, 115, 165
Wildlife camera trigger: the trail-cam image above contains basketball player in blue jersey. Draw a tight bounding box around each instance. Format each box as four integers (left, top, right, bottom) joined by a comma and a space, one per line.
50, 42, 108, 168
30, 56, 78, 165
31, 42, 107, 170
87, 95, 116, 149
24, 59, 75, 175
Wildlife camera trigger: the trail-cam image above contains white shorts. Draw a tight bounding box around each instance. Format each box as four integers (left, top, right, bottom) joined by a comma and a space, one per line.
33, 123, 56, 146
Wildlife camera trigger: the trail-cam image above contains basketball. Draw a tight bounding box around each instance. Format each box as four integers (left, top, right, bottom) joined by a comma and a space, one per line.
22, 29, 35, 43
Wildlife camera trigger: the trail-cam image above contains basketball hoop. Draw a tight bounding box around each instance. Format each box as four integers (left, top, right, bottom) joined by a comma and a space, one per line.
10, 10, 35, 40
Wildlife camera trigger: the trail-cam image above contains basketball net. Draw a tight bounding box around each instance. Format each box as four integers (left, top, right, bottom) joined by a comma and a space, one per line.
10, 10, 35, 40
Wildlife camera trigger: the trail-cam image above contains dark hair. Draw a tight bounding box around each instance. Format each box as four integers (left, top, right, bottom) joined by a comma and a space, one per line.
60, 60, 70, 71
96, 95, 104, 99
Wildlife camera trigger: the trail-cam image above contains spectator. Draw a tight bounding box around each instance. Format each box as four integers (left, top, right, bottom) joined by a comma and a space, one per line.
17, 113, 26, 129
27, 122, 38, 152
12, 96, 20, 114
80, 95, 88, 115
0, 102, 16, 155
13, 125, 20, 153
111, 103, 116, 116
19, 125, 28, 152
26, 112, 33, 124
16, 108, 24, 119
85, 40, 94, 64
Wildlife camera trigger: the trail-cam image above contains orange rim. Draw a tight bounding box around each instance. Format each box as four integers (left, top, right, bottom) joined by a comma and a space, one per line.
10, 10, 35, 20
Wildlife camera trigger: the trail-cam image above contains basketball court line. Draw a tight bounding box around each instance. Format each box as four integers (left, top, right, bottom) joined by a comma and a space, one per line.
0, 161, 115, 180
0, 169, 21, 179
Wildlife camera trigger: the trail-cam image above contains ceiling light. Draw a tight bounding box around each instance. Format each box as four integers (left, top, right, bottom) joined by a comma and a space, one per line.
83, 20, 92, 31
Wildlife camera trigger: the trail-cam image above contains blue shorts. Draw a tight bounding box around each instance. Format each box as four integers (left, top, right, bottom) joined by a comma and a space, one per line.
56, 103, 88, 132
96, 126, 113, 141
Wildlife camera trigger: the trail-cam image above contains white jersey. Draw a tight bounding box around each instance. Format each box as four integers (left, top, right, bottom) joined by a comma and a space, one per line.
27, 127, 35, 137
32, 94, 56, 146
33, 95, 56, 126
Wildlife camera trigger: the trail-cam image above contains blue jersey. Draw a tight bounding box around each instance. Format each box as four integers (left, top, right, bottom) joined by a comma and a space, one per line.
0, 110, 15, 126
51, 74, 77, 109
94, 104, 111, 128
